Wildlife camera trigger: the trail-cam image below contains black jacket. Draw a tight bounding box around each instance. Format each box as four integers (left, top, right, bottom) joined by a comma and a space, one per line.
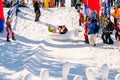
34, 1, 40, 13
106, 21, 113, 33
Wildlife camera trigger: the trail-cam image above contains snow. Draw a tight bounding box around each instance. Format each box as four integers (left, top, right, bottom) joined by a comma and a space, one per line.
0, 6, 120, 80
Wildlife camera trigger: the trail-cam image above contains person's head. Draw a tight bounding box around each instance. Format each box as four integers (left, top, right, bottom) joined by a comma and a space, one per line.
117, 5, 120, 8
106, 17, 111, 23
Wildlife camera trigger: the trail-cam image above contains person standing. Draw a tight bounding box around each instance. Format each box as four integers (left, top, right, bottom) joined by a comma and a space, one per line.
87, 19, 96, 46
34, 0, 41, 22
55, 0, 59, 7
6, 16, 16, 42
102, 18, 114, 44
40, 0, 44, 8
84, 16, 90, 44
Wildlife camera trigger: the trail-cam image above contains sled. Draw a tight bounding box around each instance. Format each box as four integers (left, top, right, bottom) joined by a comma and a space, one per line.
40, 69, 49, 80
101, 64, 109, 80
48, 28, 79, 41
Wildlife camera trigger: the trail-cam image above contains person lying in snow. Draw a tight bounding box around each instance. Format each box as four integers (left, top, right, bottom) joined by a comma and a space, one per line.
48, 25, 68, 34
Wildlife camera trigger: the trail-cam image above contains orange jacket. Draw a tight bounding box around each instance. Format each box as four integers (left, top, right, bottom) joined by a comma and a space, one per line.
116, 8, 120, 18
112, 8, 118, 18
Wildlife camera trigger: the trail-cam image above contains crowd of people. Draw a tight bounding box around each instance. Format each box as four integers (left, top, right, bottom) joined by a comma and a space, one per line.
4, 0, 120, 47
75, 0, 120, 46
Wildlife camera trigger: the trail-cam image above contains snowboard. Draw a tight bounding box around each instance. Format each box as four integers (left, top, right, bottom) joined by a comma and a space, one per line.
73, 75, 83, 80
86, 68, 96, 80
40, 69, 49, 80
101, 64, 109, 80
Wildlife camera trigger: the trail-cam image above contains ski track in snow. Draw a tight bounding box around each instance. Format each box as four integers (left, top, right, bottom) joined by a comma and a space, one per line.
0, 7, 120, 80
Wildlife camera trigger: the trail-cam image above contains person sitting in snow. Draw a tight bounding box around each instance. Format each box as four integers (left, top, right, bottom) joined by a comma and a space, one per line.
59, 25, 68, 34
6, 16, 16, 42
48, 25, 68, 34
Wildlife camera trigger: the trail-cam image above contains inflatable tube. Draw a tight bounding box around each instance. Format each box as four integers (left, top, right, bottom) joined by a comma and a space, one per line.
0, 0, 4, 32
0, 19, 4, 32
49, 32, 71, 41
48, 29, 79, 41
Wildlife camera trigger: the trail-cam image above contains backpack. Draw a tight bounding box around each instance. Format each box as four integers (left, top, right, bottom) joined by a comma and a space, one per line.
94, 23, 99, 34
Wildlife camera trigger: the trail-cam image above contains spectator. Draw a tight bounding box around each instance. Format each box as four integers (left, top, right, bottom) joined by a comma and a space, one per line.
6, 16, 16, 42
102, 18, 114, 44
33, 0, 41, 22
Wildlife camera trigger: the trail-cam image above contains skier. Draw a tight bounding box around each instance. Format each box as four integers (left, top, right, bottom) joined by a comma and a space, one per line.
33, 0, 41, 22
6, 16, 16, 42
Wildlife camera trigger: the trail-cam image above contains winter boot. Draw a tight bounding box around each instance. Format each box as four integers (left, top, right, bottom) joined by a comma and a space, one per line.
7, 38, 10, 42
12, 37, 16, 41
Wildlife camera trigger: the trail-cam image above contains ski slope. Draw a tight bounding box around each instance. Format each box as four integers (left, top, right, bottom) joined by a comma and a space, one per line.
0, 7, 120, 80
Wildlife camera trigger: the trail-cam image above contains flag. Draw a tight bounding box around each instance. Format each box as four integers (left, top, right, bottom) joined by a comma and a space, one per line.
84, 0, 101, 15
88, 0, 100, 14
84, 4, 90, 17
0, 0, 4, 32
107, 0, 111, 15
104, 0, 111, 16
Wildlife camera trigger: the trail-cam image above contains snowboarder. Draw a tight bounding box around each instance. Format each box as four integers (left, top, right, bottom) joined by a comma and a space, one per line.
6, 16, 16, 42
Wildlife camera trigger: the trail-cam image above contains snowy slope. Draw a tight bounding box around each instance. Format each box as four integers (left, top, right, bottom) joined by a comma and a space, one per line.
0, 7, 120, 80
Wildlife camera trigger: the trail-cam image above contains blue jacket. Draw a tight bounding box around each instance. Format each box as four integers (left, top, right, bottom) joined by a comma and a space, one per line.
88, 22, 96, 34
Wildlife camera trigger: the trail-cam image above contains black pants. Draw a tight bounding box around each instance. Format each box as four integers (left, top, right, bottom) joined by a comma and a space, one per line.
102, 32, 107, 43
35, 11, 40, 22
114, 18, 117, 30
55, 0, 59, 7
102, 32, 114, 44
